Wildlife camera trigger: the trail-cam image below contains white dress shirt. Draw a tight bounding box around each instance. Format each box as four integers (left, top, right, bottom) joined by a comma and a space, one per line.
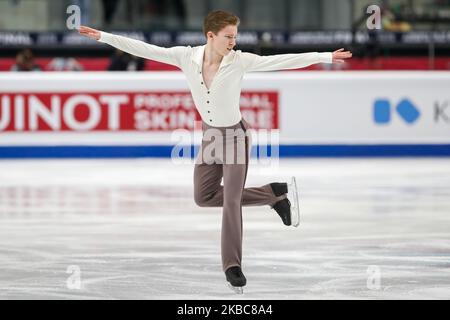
99, 31, 333, 127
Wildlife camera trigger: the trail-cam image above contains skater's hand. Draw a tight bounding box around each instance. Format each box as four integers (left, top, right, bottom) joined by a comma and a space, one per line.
332, 48, 352, 63
78, 26, 101, 41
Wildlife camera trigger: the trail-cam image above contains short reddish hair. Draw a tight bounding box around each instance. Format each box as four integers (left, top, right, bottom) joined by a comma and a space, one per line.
203, 10, 240, 37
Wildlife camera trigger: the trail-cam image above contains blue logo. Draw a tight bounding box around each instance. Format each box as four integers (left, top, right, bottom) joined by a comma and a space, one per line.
374, 98, 421, 124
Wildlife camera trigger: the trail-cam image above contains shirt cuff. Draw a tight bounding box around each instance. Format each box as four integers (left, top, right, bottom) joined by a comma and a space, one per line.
318, 52, 333, 64
98, 31, 113, 43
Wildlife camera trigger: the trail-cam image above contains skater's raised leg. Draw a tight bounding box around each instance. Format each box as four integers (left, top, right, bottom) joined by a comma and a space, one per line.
194, 164, 284, 208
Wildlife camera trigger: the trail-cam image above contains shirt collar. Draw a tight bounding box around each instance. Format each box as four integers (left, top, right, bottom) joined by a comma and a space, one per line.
191, 45, 235, 69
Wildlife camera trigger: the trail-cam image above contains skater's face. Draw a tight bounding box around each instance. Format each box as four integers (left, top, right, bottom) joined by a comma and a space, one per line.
207, 24, 237, 56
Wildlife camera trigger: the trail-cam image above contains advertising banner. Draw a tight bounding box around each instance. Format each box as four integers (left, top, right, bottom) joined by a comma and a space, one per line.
0, 72, 448, 157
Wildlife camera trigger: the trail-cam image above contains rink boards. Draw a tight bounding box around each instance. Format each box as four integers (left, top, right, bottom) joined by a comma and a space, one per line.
0, 71, 449, 157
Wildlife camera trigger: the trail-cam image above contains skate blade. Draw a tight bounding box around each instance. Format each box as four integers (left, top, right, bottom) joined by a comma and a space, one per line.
288, 176, 300, 227
227, 283, 244, 294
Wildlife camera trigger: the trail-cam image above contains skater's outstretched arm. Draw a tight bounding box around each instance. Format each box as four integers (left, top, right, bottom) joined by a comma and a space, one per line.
241, 48, 352, 72
78, 26, 189, 68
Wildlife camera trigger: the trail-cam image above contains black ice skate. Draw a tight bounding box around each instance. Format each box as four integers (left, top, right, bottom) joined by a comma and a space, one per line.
225, 266, 246, 294
270, 182, 288, 197
271, 177, 300, 227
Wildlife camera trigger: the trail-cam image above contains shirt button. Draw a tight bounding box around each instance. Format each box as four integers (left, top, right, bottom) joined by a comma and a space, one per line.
209, 119, 212, 122
207, 111, 210, 113
207, 91, 210, 94
201, 82, 204, 85
207, 101, 209, 103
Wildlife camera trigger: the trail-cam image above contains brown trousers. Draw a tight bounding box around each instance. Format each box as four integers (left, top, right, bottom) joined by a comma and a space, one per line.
193, 118, 285, 272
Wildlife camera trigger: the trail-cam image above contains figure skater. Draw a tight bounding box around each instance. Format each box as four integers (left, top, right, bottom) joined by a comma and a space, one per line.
78, 10, 351, 294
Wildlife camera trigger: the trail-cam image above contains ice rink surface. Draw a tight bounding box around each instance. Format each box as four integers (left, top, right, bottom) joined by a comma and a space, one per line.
0, 158, 449, 300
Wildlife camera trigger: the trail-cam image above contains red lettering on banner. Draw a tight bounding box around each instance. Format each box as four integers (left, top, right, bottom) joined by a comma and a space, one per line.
0, 92, 278, 132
